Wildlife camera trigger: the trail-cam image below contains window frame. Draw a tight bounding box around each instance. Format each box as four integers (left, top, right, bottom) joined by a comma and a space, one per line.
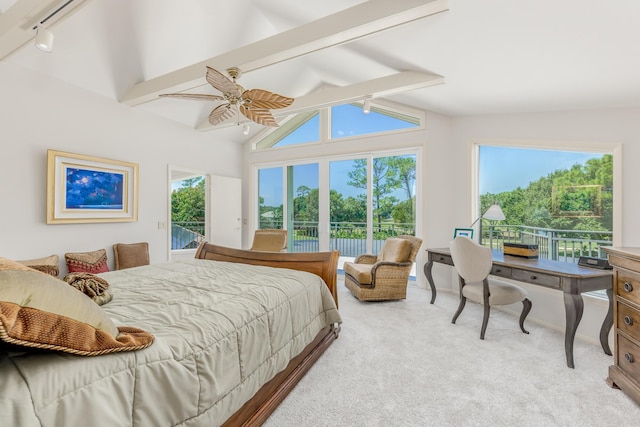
471, 138, 622, 255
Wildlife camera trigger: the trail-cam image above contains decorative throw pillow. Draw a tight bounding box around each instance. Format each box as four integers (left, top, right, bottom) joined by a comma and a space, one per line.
64, 272, 113, 306
65, 249, 109, 274
0, 257, 153, 356
16, 254, 59, 277
377, 238, 412, 263
113, 242, 150, 270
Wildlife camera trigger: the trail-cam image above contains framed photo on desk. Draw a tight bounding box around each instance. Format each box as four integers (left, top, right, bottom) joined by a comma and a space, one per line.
453, 228, 474, 239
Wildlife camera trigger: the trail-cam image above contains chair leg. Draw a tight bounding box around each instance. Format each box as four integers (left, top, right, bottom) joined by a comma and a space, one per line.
451, 297, 467, 324
519, 298, 532, 334
480, 303, 491, 340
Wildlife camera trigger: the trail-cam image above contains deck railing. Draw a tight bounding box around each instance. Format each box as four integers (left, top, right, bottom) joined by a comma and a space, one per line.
195, 218, 611, 265
481, 224, 613, 263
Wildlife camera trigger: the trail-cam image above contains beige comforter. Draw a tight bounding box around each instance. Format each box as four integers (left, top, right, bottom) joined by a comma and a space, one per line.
0, 259, 342, 426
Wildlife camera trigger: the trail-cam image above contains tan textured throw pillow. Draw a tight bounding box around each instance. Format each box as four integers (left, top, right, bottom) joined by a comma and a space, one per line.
16, 254, 60, 277
0, 257, 153, 356
65, 249, 109, 274
377, 238, 412, 263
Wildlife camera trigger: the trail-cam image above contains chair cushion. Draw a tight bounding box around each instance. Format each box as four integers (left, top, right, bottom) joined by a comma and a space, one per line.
377, 238, 412, 263
343, 262, 373, 285
113, 242, 150, 270
251, 231, 287, 252
462, 278, 527, 306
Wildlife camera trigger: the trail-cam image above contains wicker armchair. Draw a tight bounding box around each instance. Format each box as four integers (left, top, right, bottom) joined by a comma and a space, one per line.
344, 235, 423, 301
250, 229, 288, 252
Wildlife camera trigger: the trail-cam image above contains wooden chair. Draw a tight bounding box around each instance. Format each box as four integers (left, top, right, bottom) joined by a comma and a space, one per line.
250, 229, 288, 252
344, 235, 423, 301
113, 242, 150, 270
449, 236, 532, 339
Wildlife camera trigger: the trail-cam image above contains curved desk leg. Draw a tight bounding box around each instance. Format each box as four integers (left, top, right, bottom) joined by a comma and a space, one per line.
564, 293, 584, 369
600, 287, 614, 356
423, 260, 437, 304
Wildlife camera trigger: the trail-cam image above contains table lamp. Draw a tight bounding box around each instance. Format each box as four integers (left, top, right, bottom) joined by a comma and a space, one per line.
470, 202, 505, 241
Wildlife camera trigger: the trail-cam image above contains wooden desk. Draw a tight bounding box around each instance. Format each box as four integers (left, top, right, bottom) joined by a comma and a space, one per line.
424, 247, 614, 368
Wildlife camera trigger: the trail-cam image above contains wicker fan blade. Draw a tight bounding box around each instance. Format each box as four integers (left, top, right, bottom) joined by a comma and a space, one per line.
206, 66, 240, 97
208, 104, 236, 126
159, 93, 225, 101
242, 89, 294, 110
240, 105, 278, 127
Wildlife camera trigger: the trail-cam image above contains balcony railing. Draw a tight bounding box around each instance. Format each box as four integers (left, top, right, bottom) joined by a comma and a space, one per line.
481, 224, 613, 263
171, 221, 206, 250
258, 219, 415, 256
201, 218, 611, 265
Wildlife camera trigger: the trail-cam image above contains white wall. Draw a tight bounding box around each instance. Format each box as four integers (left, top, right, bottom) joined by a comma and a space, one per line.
0, 62, 242, 272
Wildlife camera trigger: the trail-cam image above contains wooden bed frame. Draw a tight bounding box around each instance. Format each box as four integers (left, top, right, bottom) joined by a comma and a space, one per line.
194, 242, 341, 426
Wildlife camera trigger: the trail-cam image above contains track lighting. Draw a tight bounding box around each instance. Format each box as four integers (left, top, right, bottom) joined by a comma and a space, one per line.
243, 124, 250, 135
362, 97, 371, 114
34, 25, 54, 53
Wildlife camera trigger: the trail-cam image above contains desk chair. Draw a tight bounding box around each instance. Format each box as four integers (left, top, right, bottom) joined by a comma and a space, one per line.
449, 236, 532, 339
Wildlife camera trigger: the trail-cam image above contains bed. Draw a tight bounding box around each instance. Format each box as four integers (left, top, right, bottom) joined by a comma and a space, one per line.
0, 243, 342, 426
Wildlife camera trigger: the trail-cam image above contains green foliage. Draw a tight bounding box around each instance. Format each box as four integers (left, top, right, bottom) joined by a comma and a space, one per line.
171, 177, 205, 223
481, 154, 613, 232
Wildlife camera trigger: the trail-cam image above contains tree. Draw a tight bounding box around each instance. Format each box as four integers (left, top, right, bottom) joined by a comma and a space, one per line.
348, 157, 402, 226
171, 177, 205, 230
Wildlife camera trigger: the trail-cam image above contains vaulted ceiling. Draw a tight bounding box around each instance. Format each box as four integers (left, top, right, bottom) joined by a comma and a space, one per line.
2, 0, 640, 143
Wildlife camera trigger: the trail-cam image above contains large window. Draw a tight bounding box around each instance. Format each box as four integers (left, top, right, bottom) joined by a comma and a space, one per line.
477, 145, 614, 262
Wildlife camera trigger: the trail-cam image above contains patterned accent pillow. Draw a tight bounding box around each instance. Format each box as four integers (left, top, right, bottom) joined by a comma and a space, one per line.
65, 249, 109, 274
16, 254, 60, 277
0, 257, 153, 356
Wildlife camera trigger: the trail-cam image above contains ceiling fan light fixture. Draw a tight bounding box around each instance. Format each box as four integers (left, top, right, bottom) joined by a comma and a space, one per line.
243, 123, 250, 135
34, 25, 54, 53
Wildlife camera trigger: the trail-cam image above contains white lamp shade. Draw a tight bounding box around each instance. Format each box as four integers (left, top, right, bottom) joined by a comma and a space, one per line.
483, 203, 505, 221
35, 26, 54, 52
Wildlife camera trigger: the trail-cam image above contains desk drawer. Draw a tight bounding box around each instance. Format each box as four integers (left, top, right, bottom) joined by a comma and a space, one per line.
512, 269, 560, 289
490, 265, 512, 278
431, 254, 453, 266
617, 334, 640, 381
617, 270, 640, 307
618, 301, 640, 341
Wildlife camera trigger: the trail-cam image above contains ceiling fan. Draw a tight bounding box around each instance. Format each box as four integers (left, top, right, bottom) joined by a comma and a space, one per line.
159, 66, 294, 127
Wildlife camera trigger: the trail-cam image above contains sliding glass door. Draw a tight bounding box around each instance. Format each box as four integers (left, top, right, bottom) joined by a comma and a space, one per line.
256, 151, 417, 259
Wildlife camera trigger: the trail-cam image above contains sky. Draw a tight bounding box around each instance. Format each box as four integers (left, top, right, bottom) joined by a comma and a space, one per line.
479, 146, 604, 194
229, 103, 607, 206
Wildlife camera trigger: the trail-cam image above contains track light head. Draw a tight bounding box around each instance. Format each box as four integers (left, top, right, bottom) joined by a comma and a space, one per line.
34, 25, 54, 53
362, 97, 371, 114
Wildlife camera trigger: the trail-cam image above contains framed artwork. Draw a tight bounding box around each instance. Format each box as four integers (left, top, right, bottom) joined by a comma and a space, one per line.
47, 150, 138, 224
453, 228, 474, 239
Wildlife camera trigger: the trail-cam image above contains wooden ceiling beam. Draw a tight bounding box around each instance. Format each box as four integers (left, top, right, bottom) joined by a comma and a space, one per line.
195, 70, 445, 131
120, 0, 449, 106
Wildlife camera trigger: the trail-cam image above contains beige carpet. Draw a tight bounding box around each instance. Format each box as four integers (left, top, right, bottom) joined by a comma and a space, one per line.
264, 280, 640, 426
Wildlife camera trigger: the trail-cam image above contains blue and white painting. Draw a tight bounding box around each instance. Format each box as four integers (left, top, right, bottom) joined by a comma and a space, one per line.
65, 167, 124, 210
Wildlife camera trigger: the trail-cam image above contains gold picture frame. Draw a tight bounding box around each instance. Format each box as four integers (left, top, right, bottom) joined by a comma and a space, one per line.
47, 150, 139, 224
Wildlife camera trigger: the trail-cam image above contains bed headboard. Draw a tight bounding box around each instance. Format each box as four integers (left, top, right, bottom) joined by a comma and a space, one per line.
194, 242, 340, 307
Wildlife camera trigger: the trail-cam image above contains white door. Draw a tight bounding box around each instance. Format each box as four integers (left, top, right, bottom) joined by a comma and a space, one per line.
209, 175, 242, 248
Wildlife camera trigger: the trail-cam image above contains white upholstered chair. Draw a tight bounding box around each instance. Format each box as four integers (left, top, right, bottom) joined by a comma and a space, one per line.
449, 236, 532, 339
